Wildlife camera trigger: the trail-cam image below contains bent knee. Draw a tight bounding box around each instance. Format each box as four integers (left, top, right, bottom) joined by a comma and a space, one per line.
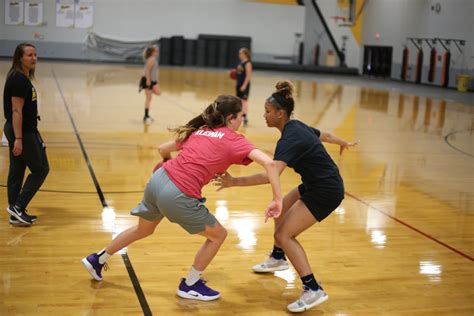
137, 225, 156, 238
208, 224, 227, 243
141, 228, 155, 238
274, 230, 290, 246
215, 225, 228, 241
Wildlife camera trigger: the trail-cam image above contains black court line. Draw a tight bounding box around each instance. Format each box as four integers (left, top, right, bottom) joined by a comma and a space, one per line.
345, 191, 474, 262
444, 130, 474, 158
122, 253, 152, 314
0, 184, 143, 195
51, 71, 106, 208
52, 70, 153, 315
160, 94, 198, 115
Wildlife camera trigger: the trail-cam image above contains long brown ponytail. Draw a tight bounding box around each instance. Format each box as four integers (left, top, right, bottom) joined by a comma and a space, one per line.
171, 95, 242, 141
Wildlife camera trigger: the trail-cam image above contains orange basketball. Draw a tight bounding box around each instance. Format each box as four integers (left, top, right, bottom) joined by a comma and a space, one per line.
229, 68, 237, 80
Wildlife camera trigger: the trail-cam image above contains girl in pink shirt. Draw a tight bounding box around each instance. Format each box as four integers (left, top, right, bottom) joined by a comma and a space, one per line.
82, 95, 282, 301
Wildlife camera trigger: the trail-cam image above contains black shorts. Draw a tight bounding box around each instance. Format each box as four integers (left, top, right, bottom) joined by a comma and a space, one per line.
139, 76, 157, 91
298, 184, 344, 222
236, 84, 250, 100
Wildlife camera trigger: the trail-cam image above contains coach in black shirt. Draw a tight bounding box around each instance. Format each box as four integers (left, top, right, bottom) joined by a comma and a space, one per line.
3, 43, 49, 225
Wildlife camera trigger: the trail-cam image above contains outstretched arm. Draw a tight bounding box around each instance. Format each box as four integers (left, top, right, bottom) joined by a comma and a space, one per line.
246, 149, 282, 202
319, 131, 359, 155
216, 157, 286, 190
243, 149, 283, 221
215, 149, 286, 219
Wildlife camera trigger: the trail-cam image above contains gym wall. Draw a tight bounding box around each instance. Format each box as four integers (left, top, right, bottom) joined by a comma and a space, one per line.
361, 0, 474, 88
303, 0, 362, 69
0, 0, 305, 63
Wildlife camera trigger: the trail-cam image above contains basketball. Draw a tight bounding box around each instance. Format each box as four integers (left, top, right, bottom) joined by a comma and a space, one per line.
229, 68, 237, 80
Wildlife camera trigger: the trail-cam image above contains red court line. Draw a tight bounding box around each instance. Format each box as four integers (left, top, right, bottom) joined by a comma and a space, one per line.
345, 191, 474, 262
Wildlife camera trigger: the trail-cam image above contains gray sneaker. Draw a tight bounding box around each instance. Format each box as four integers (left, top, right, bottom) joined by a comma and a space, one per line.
252, 255, 289, 273
287, 285, 328, 313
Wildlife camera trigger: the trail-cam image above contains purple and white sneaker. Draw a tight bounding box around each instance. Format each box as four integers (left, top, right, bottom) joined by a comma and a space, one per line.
81, 253, 108, 281
176, 278, 221, 301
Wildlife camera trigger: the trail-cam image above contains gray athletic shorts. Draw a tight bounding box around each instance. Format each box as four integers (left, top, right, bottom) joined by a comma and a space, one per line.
131, 167, 216, 234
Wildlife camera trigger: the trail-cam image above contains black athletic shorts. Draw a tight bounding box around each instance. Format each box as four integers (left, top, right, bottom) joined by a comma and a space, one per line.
236, 84, 250, 100
298, 183, 344, 222
139, 76, 157, 91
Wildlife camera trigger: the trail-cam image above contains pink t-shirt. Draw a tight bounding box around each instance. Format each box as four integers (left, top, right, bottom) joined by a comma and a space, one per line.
164, 126, 256, 198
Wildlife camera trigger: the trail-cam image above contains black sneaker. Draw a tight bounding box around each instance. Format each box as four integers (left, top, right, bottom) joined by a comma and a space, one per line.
6, 206, 37, 223
6, 205, 32, 225
9, 215, 31, 226
24, 209, 37, 222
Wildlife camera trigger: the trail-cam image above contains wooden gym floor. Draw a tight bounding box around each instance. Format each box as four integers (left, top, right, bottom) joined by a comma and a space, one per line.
0, 61, 473, 315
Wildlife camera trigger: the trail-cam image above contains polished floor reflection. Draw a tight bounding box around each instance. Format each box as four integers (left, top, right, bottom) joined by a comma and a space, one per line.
0, 61, 473, 315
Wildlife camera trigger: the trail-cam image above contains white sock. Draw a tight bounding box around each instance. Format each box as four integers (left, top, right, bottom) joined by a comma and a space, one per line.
97, 249, 112, 264
185, 266, 202, 286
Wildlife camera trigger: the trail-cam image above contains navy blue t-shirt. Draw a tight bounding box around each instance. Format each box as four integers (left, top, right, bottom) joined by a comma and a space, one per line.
274, 120, 344, 200
3, 71, 39, 133
236, 60, 250, 87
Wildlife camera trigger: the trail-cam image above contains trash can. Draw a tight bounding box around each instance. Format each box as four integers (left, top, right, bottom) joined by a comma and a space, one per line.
457, 74, 470, 92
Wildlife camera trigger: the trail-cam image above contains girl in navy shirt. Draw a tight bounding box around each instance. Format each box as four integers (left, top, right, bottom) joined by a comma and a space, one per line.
217, 80, 358, 312
235, 48, 252, 125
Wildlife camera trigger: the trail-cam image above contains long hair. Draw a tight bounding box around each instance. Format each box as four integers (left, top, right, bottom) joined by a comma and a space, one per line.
7, 42, 36, 80
143, 45, 158, 61
239, 48, 251, 61
171, 95, 242, 141
267, 80, 295, 117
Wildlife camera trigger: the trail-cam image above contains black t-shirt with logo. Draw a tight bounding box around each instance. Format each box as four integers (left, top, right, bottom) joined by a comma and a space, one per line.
236, 60, 250, 87
274, 120, 344, 201
3, 71, 38, 133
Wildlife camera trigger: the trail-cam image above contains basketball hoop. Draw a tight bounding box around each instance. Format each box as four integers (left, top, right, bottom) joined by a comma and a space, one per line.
330, 16, 347, 23
330, 16, 353, 27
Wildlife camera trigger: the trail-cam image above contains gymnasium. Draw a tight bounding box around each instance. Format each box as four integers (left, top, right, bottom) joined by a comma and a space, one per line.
1, 0, 473, 315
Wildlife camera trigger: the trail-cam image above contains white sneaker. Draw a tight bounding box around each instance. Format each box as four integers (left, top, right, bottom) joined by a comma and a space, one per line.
252, 256, 289, 273
143, 117, 155, 125
287, 286, 328, 313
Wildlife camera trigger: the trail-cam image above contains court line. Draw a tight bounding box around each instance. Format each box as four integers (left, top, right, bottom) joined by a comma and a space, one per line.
51, 71, 107, 208
444, 130, 474, 158
51, 69, 153, 316
0, 185, 143, 194
160, 94, 198, 115
345, 191, 474, 262
122, 253, 152, 315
